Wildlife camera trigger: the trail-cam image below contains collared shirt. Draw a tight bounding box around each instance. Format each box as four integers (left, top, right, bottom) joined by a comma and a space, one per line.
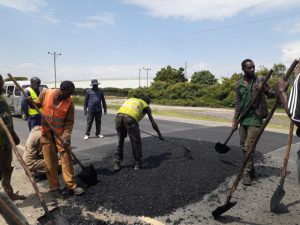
84, 88, 107, 113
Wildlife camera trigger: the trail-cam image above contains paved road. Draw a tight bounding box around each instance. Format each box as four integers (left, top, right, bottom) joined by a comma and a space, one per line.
14, 108, 297, 162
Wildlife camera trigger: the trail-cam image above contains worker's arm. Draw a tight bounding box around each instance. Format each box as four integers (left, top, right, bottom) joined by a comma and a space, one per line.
101, 91, 107, 114
276, 78, 300, 128
83, 90, 89, 115
144, 107, 164, 140
62, 102, 74, 146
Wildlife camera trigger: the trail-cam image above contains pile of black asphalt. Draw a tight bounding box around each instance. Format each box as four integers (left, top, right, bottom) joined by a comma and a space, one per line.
60, 136, 264, 224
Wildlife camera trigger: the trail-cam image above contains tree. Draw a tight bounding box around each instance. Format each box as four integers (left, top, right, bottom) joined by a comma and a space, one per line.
256, 65, 269, 77
272, 63, 286, 78
153, 65, 187, 84
190, 70, 217, 85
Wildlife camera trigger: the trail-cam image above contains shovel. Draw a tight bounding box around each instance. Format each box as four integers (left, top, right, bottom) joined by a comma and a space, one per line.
0, 118, 69, 225
212, 58, 299, 218
215, 69, 273, 154
270, 121, 294, 212
8, 73, 97, 187
140, 130, 193, 160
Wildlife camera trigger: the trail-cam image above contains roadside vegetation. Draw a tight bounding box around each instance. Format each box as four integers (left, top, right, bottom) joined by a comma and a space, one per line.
71, 63, 292, 130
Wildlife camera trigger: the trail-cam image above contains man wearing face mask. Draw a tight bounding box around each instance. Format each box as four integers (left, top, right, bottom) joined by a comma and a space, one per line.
83, 79, 107, 140
232, 59, 275, 186
20, 77, 43, 131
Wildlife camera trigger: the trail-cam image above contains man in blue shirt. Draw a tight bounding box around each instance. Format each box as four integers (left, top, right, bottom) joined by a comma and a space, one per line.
84, 79, 107, 140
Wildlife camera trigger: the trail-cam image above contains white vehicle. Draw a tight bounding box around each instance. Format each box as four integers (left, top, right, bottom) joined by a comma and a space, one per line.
3, 81, 48, 116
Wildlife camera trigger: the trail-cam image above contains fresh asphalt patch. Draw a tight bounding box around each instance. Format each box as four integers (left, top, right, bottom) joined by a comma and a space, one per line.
60, 136, 268, 223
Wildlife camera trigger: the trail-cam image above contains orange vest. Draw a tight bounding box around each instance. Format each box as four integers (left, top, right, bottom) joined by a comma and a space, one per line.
41, 89, 72, 135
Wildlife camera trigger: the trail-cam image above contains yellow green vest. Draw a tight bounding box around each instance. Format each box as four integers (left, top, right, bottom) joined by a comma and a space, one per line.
118, 98, 148, 122
28, 87, 39, 115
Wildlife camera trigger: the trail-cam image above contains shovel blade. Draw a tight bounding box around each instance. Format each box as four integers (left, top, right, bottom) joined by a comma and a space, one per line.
215, 142, 231, 154
78, 164, 98, 186
212, 201, 237, 218
270, 185, 285, 212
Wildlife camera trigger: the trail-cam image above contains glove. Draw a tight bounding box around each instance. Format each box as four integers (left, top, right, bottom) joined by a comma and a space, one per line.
104, 109, 107, 115
61, 138, 70, 147
84, 110, 87, 116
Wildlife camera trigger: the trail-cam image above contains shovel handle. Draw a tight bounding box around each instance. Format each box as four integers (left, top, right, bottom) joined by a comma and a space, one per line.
0, 196, 27, 225
0, 118, 50, 214
7, 74, 89, 173
225, 59, 299, 204
281, 121, 294, 177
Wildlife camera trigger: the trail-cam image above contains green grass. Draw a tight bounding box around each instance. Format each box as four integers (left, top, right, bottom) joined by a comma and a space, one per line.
74, 96, 290, 130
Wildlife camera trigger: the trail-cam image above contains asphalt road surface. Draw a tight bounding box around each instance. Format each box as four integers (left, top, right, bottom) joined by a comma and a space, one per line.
14, 108, 295, 160
12, 109, 300, 224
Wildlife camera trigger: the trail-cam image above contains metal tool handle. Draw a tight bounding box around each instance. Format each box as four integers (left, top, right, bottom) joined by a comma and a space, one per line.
7, 73, 88, 173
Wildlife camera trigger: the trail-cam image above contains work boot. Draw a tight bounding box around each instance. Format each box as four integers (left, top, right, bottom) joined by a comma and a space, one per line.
113, 163, 121, 172
60, 187, 84, 198
7, 192, 26, 201
242, 173, 252, 186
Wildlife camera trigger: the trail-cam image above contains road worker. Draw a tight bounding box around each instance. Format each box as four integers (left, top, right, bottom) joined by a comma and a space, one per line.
35, 81, 84, 196
113, 95, 164, 171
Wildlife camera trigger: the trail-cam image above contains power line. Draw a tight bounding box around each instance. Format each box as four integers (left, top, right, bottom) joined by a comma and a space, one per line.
65, 11, 300, 53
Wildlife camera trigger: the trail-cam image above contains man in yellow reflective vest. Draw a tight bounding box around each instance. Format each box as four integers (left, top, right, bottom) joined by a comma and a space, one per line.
35, 81, 84, 197
21, 77, 43, 131
113, 95, 164, 171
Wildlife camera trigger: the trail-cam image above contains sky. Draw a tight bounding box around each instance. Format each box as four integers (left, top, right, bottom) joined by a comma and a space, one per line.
1, 0, 300, 83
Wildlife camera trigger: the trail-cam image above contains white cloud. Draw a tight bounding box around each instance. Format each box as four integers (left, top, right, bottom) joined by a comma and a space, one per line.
73, 12, 116, 29
0, 0, 46, 13
281, 40, 300, 64
0, 0, 59, 24
123, 0, 300, 21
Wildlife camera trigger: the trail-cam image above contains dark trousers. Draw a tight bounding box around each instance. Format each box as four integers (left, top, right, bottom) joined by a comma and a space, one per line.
114, 114, 142, 165
27, 114, 41, 131
85, 111, 102, 136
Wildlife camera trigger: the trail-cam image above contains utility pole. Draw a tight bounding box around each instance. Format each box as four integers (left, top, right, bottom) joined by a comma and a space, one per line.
184, 61, 188, 78
48, 51, 61, 88
143, 67, 151, 87
138, 68, 142, 87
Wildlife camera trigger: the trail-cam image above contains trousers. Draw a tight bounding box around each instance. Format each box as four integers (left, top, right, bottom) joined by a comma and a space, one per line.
0, 145, 13, 194
85, 111, 102, 136
114, 114, 142, 165
40, 132, 76, 191
239, 125, 260, 174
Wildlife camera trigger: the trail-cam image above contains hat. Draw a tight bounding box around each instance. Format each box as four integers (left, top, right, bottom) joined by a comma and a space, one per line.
90, 79, 100, 86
